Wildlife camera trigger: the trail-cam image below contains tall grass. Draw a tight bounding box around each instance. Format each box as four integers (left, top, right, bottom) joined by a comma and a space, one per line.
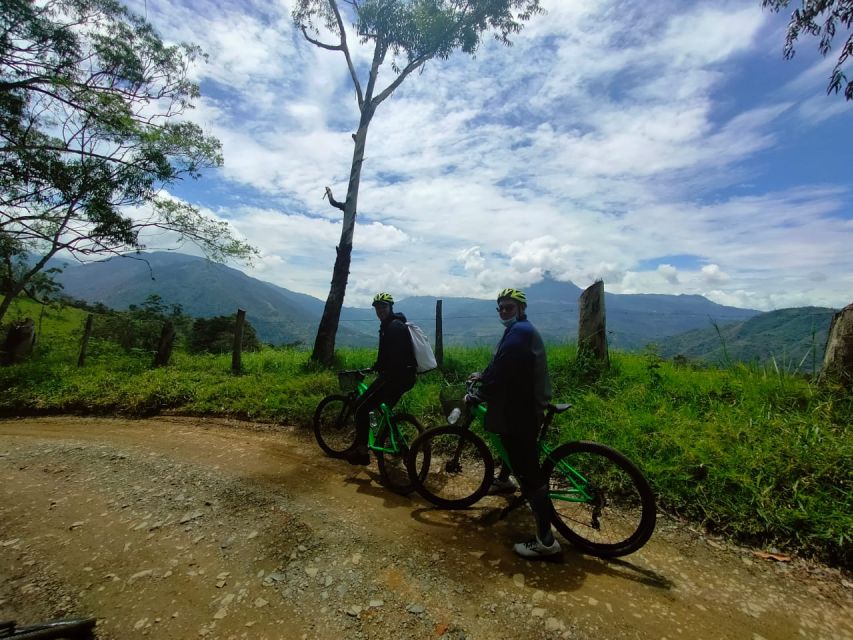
1, 301, 850, 567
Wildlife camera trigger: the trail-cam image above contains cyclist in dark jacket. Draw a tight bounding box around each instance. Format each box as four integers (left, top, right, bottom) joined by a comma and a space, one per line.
345, 292, 417, 466
472, 287, 559, 559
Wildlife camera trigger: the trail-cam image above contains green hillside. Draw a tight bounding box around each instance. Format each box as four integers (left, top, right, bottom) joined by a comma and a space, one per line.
659, 307, 836, 372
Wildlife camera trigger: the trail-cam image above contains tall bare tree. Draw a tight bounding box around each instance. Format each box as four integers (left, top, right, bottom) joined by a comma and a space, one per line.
762, 0, 853, 100
293, 0, 542, 366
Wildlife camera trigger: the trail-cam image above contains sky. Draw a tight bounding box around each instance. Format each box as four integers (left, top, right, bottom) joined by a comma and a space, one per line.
123, 0, 852, 311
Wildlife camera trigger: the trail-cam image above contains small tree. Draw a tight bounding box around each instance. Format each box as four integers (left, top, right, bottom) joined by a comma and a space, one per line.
0, 0, 256, 325
762, 0, 853, 100
92, 294, 191, 353
188, 315, 260, 354
293, 0, 543, 366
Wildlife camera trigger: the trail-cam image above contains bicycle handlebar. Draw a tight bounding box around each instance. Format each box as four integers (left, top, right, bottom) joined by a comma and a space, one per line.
462, 373, 571, 425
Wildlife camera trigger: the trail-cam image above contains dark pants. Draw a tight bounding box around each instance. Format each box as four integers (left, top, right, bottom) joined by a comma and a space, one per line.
353, 374, 415, 447
499, 430, 546, 491
500, 430, 554, 542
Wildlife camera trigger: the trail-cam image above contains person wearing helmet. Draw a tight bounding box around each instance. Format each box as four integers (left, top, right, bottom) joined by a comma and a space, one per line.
471, 287, 559, 559
345, 292, 418, 465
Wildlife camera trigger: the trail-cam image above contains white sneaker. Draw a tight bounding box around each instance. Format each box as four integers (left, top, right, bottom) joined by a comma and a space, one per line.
513, 536, 562, 559
487, 475, 519, 495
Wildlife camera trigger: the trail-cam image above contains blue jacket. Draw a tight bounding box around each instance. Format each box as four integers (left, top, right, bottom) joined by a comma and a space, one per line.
479, 317, 552, 436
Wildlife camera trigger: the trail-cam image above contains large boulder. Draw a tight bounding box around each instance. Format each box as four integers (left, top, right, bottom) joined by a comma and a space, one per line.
821, 303, 853, 389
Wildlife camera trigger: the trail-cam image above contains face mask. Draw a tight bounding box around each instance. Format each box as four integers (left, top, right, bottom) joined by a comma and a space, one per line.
501, 317, 518, 328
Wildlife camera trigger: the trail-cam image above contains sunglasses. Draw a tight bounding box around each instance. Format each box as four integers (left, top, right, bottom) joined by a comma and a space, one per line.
496, 303, 517, 313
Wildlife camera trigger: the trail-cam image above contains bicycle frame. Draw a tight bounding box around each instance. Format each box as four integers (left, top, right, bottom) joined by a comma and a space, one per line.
457, 392, 594, 505
349, 376, 404, 456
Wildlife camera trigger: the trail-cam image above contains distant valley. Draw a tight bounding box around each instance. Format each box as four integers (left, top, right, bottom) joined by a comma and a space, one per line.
49, 252, 836, 368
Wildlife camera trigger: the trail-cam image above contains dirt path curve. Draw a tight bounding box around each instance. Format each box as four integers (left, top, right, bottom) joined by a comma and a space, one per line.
0, 416, 850, 640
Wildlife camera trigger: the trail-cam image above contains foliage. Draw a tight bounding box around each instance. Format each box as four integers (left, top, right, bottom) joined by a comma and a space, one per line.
188, 315, 261, 354
0, 0, 256, 324
1, 310, 850, 566
762, 0, 853, 100
89, 294, 192, 353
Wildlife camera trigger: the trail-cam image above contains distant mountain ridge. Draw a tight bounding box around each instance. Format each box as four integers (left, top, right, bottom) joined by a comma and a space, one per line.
658, 307, 836, 371
50, 251, 787, 353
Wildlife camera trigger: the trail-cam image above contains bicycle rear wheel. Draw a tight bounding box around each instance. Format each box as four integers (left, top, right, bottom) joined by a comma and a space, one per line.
313, 394, 356, 458
5, 617, 97, 639
375, 414, 424, 495
406, 425, 493, 509
543, 441, 656, 558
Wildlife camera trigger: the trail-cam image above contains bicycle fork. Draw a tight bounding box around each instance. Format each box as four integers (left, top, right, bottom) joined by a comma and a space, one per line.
541, 444, 603, 531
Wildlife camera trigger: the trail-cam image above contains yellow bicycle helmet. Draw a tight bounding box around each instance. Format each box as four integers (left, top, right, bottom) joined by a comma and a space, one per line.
372, 292, 394, 306
496, 288, 526, 304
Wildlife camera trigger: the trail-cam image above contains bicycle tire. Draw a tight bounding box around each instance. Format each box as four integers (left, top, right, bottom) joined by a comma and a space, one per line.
406, 425, 494, 509
313, 394, 356, 458
7, 618, 96, 640
543, 440, 656, 558
374, 414, 424, 495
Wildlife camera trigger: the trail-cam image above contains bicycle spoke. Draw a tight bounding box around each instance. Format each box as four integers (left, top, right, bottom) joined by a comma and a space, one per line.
375, 415, 422, 495
313, 395, 356, 457
409, 427, 493, 508
545, 442, 655, 557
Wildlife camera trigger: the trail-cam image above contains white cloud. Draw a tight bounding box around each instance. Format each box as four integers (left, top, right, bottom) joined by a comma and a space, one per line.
658, 264, 680, 284
701, 264, 729, 284
116, 0, 853, 312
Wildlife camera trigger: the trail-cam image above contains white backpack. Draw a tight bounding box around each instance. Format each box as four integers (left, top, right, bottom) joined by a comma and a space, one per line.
406, 322, 438, 373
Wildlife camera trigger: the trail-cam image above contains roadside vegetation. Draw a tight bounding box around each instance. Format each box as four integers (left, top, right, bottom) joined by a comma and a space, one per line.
1, 298, 850, 568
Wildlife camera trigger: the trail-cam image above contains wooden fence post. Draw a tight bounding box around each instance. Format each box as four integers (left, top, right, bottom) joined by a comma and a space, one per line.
435, 299, 444, 369
152, 320, 175, 367
820, 302, 853, 389
232, 308, 246, 374
77, 314, 93, 367
577, 279, 609, 372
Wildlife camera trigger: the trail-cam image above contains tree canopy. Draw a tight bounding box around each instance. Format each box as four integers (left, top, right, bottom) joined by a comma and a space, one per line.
292, 0, 542, 366
0, 0, 256, 323
762, 0, 853, 100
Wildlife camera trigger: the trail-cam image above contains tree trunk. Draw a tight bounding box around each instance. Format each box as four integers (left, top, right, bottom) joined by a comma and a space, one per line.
153, 320, 176, 368
2, 317, 36, 365
0, 248, 61, 325
311, 107, 374, 367
577, 280, 609, 371
435, 299, 444, 369
820, 303, 853, 389
232, 308, 246, 374
77, 314, 93, 367
0, 294, 14, 327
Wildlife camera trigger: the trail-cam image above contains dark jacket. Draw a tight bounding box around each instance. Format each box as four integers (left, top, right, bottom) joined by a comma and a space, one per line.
374, 311, 417, 381
478, 317, 552, 436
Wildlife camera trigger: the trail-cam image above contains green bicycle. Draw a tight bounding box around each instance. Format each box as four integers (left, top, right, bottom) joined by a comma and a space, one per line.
313, 369, 425, 494
405, 380, 656, 558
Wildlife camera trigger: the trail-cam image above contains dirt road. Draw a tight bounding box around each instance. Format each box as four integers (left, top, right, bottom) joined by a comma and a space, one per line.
0, 416, 850, 640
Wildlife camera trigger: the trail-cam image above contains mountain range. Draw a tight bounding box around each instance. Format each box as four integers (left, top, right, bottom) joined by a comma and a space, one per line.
47, 252, 836, 364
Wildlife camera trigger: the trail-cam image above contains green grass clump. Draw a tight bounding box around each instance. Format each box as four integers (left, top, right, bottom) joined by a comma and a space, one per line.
1, 301, 850, 567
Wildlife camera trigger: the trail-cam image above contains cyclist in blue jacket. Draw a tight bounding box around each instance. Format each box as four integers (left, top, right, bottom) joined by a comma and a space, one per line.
470, 287, 560, 559
345, 292, 417, 465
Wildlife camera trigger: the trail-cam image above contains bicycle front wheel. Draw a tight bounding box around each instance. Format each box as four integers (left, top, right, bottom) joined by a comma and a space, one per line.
313, 394, 356, 458
375, 414, 424, 495
406, 425, 493, 509
543, 441, 656, 558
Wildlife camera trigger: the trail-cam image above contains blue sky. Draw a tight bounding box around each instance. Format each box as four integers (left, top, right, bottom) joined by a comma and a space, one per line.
124, 0, 852, 311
